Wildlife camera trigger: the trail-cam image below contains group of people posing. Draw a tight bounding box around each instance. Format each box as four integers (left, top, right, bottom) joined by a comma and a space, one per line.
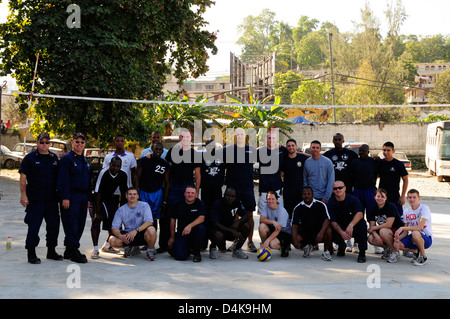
19, 129, 432, 266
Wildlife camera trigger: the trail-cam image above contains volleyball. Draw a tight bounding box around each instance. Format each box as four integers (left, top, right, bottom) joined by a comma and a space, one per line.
257, 247, 272, 261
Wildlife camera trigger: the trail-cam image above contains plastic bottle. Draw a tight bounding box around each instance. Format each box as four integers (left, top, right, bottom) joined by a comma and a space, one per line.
6, 236, 11, 250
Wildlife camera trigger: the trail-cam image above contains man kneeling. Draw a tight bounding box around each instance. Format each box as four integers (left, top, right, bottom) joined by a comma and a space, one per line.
109, 187, 157, 261
209, 188, 251, 259
291, 187, 333, 261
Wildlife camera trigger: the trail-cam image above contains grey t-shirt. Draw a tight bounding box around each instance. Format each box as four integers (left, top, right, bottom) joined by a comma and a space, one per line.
260, 204, 291, 234
112, 201, 153, 232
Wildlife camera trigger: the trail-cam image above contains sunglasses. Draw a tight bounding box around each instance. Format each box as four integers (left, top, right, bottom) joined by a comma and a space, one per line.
75, 140, 85, 144
333, 186, 345, 190
39, 141, 50, 144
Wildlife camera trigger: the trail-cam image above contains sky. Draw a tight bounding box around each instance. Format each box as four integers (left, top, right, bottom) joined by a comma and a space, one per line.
0, 0, 449, 83
202, 0, 450, 76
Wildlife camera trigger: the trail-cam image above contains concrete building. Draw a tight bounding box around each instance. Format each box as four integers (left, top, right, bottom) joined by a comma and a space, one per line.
181, 76, 230, 101
406, 62, 450, 104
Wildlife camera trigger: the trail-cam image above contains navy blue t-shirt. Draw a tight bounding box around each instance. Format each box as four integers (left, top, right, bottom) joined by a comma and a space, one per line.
201, 157, 225, 189
323, 148, 358, 187
137, 156, 169, 193
211, 198, 247, 227
257, 146, 286, 193
166, 147, 201, 185
368, 201, 404, 229
170, 198, 206, 231
220, 144, 256, 191
281, 153, 308, 195
327, 193, 364, 226
350, 157, 379, 190
378, 158, 408, 202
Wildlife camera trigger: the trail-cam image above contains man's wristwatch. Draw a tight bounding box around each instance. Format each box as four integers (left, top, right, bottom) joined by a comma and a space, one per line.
135, 227, 139, 233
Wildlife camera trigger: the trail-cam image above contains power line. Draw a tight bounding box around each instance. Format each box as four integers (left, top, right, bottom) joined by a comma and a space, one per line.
12, 90, 448, 109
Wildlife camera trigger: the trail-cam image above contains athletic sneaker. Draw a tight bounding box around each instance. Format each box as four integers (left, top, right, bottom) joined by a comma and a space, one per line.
403, 251, 414, 258
247, 241, 257, 253
91, 249, 99, 259
352, 243, 359, 254
227, 242, 237, 252
303, 244, 312, 258
232, 249, 249, 259
413, 254, 427, 266
321, 250, 332, 261
387, 251, 400, 263
345, 239, 353, 252
124, 246, 141, 258
209, 247, 217, 259
146, 249, 156, 261
381, 248, 392, 260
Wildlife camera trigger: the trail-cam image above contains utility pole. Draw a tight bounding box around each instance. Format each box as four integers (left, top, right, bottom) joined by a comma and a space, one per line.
328, 33, 336, 123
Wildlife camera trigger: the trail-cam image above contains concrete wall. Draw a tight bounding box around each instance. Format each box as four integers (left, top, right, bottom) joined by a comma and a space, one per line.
280, 122, 428, 155
1, 131, 35, 150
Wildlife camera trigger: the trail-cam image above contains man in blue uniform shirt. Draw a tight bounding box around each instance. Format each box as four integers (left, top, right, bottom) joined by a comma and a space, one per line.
19, 132, 62, 264
57, 132, 91, 263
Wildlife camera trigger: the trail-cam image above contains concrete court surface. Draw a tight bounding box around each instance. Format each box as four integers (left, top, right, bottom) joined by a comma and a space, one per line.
1, 174, 450, 300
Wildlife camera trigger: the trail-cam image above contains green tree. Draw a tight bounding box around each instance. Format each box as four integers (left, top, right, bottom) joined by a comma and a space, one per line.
274, 71, 304, 104
292, 16, 319, 42
291, 80, 330, 105
429, 69, 450, 104
236, 9, 278, 64
0, 0, 217, 145
226, 87, 293, 138
405, 34, 450, 63
295, 31, 327, 69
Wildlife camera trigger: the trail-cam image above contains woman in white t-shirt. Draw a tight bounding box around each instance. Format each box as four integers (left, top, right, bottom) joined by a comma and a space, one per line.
394, 189, 433, 266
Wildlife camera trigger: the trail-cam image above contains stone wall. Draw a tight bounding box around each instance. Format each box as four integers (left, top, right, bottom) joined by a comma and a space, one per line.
280, 122, 428, 155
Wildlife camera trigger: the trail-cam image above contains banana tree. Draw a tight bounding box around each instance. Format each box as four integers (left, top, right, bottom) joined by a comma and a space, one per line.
225, 86, 293, 139
152, 92, 232, 135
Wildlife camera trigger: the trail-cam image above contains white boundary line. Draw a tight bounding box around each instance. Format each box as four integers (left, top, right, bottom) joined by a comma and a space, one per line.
12, 90, 448, 109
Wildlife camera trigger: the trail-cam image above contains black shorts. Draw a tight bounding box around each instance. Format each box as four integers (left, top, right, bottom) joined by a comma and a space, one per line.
267, 224, 291, 246
120, 230, 147, 247
99, 199, 120, 230
235, 188, 256, 213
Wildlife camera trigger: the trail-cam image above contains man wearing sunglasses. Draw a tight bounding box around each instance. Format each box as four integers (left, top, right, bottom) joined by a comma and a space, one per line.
327, 181, 368, 263
57, 132, 91, 263
19, 132, 62, 264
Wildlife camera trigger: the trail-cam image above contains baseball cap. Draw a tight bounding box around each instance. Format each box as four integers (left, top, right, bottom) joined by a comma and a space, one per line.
73, 132, 86, 140
37, 132, 50, 141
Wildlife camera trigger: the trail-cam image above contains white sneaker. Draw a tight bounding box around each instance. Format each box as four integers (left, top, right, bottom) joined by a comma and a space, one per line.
381, 247, 392, 260
345, 240, 353, 252
321, 250, 332, 261
303, 244, 312, 258
352, 243, 359, 254
91, 249, 99, 259
413, 254, 427, 266
387, 251, 400, 263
